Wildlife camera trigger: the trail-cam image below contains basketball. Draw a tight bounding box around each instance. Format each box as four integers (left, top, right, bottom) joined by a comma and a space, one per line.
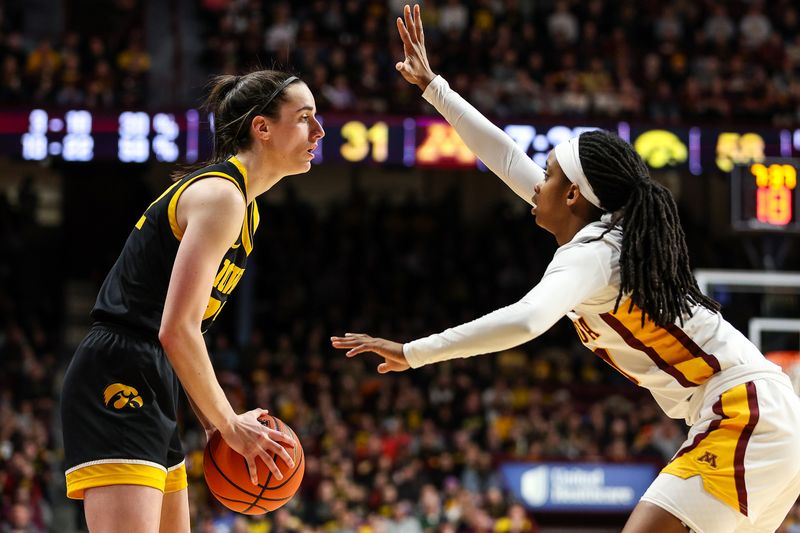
203, 414, 304, 515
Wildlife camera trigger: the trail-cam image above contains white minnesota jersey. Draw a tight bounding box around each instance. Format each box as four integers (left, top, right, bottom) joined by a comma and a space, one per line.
411, 74, 800, 526
408, 75, 783, 423
562, 224, 779, 419
404, 222, 782, 421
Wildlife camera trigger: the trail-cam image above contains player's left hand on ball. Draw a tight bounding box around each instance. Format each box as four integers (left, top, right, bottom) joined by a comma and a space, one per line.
331, 333, 411, 373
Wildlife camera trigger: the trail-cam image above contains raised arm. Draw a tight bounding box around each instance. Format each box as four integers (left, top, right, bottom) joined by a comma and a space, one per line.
396, 4, 543, 205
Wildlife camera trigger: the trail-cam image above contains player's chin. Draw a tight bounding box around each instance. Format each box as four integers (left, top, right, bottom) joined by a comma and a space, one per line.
288, 160, 313, 175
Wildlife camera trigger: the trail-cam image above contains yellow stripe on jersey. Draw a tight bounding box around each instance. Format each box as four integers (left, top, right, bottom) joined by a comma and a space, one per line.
661, 382, 759, 515
227, 156, 258, 254
602, 299, 720, 387
252, 200, 260, 232
166, 172, 245, 241
241, 205, 254, 255
65, 461, 167, 500
229, 155, 248, 190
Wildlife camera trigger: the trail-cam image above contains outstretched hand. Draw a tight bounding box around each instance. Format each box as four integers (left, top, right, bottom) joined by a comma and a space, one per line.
331, 333, 411, 373
396, 4, 436, 91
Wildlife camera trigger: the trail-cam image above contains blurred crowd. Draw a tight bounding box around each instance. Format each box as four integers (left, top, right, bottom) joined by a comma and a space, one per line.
202, 0, 800, 125
2, 0, 800, 125
201, 0, 800, 125
0, 1, 149, 108
0, 178, 61, 533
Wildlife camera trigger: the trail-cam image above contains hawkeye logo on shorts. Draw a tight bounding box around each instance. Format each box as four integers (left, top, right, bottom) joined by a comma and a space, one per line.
103, 383, 144, 410
697, 451, 718, 469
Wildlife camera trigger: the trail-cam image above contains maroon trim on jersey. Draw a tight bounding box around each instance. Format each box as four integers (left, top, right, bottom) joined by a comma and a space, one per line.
593, 348, 640, 384
734, 382, 760, 516
672, 397, 725, 460
600, 313, 696, 387
665, 324, 722, 374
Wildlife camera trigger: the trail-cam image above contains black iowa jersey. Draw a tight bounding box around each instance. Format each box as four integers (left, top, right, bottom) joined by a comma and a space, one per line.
92, 156, 260, 335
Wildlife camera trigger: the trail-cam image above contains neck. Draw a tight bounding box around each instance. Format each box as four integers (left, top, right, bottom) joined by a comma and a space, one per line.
554, 217, 592, 245
554, 201, 604, 245
232, 148, 285, 203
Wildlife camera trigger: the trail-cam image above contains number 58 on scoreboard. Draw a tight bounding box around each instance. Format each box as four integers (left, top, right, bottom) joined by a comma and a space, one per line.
731, 159, 799, 232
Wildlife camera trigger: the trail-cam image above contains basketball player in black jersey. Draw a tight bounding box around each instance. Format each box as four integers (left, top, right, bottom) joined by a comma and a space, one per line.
61, 70, 324, 532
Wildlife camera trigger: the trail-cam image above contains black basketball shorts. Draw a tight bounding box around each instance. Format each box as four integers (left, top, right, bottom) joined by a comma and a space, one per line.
61, 323, 187, 499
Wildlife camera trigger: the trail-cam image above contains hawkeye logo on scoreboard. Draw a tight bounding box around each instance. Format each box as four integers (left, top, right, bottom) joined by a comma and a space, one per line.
633, 129, 688, 169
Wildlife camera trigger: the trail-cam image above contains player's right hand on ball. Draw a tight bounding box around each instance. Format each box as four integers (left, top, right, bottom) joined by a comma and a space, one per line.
220, 408, 295, 485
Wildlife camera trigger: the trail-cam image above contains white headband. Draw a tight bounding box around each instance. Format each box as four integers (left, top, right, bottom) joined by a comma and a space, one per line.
553, 136, 603, 210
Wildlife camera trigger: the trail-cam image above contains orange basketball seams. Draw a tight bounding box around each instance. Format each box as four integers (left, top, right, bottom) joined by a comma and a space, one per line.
203, 414, 305, 515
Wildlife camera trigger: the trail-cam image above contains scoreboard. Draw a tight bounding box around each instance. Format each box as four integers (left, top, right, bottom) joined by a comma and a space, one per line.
5, 108, 800, 176
8, 107, 800, 233
731, 159, 799, 232
11, 109, 202, 164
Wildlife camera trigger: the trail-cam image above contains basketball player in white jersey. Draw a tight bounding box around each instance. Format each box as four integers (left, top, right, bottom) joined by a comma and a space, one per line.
332, 6, 800, 532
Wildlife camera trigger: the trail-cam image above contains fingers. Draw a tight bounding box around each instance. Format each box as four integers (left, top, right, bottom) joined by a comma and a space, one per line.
265, 437, 295, 470
414, 4, 424, 45
245, 456, 258, 485
256, 449, 284, 482
246, 439, 294, 485
344, 344, 373, 357
378, 362, 395, 374
245, 455, 267, 485
404, 5, 418, 42
266, 427, 295, 449
396, 15, 413, 49
331, 333, 370, 348
378, 360, 409, 374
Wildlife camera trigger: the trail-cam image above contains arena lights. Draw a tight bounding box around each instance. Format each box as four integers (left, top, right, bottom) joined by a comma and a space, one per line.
8, 108, 800, 178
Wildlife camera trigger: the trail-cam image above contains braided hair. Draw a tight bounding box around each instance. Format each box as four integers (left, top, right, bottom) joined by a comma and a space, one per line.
578, 130, 719, 326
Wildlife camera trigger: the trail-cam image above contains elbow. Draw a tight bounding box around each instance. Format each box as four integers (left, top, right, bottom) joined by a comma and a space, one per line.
158, 320, 192, 353
158, 325, 177, 352
521, 317, 544, 340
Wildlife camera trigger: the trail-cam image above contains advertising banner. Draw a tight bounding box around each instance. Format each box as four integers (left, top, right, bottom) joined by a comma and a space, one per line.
501, 462, 658, 513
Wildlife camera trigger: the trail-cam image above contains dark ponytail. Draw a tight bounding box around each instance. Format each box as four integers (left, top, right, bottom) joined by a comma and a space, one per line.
578, 130, 720, 326
171, 69, 301, 179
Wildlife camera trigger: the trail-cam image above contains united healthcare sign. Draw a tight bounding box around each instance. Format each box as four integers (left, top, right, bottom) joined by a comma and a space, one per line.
501, 462, 657, 512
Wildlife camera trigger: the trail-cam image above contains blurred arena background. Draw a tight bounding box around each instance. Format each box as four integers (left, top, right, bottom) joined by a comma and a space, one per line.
1, 0, 799, 531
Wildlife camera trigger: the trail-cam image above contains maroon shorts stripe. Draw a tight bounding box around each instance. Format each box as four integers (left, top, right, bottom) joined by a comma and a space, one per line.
733, 382, 760, 516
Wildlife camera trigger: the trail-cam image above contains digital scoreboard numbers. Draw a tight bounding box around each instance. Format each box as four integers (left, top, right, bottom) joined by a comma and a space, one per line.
502, 124, 598, 168
732, 159, 799, 232
313, 117, 410, 166
22, 109, 94, 162
21, 109, 193, 163
716, 132, 766, 173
